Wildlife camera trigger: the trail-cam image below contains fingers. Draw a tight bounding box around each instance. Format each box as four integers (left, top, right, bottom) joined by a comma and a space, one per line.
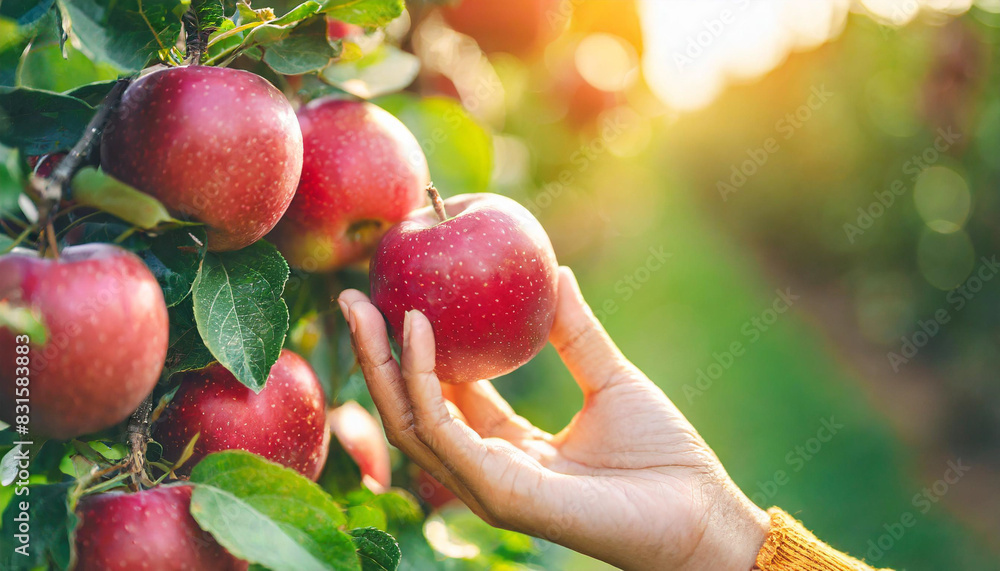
400, 310, 540, 524
338, 289, 410, 438
338, 291, 486, 514
442, 381, 545, 442
399, 310, 490, 470
549, 267, 636, 395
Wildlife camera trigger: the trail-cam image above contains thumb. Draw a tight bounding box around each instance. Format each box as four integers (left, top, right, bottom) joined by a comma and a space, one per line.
549, 267, 635, 395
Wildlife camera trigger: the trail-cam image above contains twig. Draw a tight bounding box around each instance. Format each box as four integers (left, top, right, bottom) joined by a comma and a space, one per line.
124, 394, 154, 487
31, 77, 133, 256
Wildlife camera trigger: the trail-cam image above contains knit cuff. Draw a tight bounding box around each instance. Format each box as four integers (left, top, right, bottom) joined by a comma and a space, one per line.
756, 508, 890, 571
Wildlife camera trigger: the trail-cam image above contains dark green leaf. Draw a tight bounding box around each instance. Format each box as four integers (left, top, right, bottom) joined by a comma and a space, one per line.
351, 527, 400, 571
376, 94, 493, 194
189, 451, 361, 571
0, 86, 94, 154
57, 0, 187, 71
1, 0, 56, 26
320, 0, 403, 28
320, 44, 418, 99
64, 79, 118, 106
70, 167, 180, 229
192, 0, 226, 30
164, 296, 215, 378
192, 240, 290, 391
141, 227, 208, 307
262, 17, 341, 75
0, 482, 78, 570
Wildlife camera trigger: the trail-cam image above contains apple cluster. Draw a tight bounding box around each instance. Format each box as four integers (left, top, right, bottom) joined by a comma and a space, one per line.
1, 61, 558, 566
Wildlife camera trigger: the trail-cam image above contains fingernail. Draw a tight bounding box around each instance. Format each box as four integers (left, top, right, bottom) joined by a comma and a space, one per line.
403, 310, 413, 351
348, 310, 357, 334
337, 299, 349, 320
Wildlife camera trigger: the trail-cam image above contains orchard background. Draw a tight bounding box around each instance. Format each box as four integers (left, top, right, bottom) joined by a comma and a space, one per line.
2, 0, 1000, 569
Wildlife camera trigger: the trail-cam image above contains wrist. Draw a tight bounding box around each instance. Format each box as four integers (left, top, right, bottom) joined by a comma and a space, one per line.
685, 479, 770, 571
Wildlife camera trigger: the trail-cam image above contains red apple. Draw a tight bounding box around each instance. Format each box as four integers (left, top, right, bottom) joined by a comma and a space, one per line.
369, 193, 559, 384
75, 485, 247, 571
153, 349, 330, 480
414, 469, 459, 509
268, 99, 429, 272
101, 66, 303, 252
0, 244, 168, 439
328, 401, 391, 492
441, 0, 564, 58
326, 17, 362, 40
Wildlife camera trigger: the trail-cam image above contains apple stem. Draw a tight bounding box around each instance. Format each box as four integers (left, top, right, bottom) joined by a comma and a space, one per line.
426, 183, 447, 222
125, 394, 154, 488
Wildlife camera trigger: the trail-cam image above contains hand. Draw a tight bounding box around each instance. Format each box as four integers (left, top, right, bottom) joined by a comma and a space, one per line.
338, 267, 769, 571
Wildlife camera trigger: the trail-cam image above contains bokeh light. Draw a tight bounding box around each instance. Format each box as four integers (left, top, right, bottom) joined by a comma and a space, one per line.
913, 165, 972, 233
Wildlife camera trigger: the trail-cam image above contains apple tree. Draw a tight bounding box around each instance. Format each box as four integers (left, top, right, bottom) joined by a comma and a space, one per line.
0, 0, 533, 569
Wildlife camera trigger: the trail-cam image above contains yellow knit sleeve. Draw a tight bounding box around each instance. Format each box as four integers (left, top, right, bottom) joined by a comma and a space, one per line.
756, 508, 894, 571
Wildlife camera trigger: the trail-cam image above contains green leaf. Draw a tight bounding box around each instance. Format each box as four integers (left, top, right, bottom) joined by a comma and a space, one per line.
70, 167, 181, 229
17, 40, 119, 93
0, 86, 94, 154
347, 505, 386, 530
262, 17, 341, 75
192, 0, 226, 30
1, 0, 56, 27
57, 0, 187, 71
140, 227, 208, 307
164, 296, 215, 378
320, 0, 403, 28
192, 240, 290, 391
0, 482, 78, 570
320, 44, 418, 99
0, 301, 49, 344
63, 79, 118, 106
351, 527, 400, 571
376, 94, 493, 194
189, 451, 361, 571
204, 1, 322, 65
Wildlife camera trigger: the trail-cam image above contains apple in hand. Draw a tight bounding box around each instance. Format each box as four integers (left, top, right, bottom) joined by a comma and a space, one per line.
0, 244, 168, 439
369, 192, 559, 384
76, 486, 247, 571
415, 469, 459, 509
101, 66, 303, 252
153, 349, 330, 480
268, 99, 429, 271
328, 401, 391, 492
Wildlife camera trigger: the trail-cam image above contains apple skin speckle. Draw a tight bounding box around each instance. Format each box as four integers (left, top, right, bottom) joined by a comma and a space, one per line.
268, 98, 429, 272
101, 66, 303, 252
0, 244, 169, 439
370, 193, 559, 384
75, 486, 247, 571
153, 349, 330, 481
